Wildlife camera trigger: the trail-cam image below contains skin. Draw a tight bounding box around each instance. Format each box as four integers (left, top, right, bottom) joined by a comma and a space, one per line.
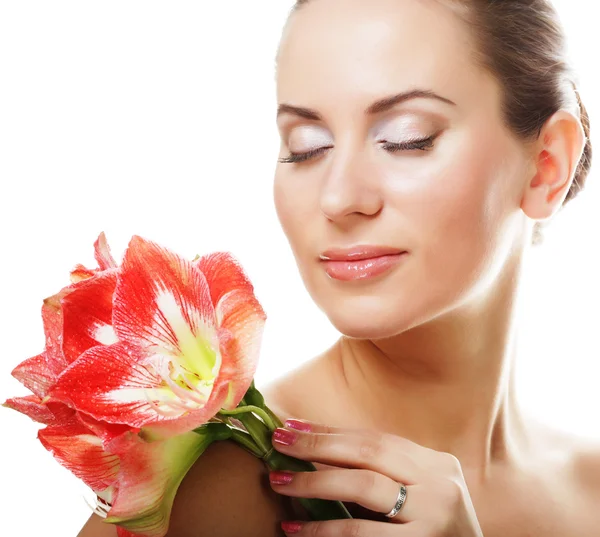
76, 0, 594, 535
263, 0, 597, 533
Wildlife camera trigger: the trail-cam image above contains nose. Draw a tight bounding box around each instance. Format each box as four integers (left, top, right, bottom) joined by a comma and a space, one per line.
319, 144, 384, 222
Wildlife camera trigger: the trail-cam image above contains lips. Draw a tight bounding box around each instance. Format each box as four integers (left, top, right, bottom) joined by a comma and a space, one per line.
320, 253, 408, 281
319, 245, 408, 262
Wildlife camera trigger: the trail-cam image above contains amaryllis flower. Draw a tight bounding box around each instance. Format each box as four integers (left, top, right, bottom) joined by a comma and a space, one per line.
3, 232, 265, 536
5, 232, 352, 534
48, 234, 267, 440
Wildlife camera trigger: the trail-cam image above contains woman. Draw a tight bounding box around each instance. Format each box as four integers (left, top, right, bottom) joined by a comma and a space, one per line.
79, 0, 597, 536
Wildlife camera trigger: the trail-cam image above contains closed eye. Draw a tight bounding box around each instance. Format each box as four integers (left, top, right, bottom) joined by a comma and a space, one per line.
278, 134, 437, 164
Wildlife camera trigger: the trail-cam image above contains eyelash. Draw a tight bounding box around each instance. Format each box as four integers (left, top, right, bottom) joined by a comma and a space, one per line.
278, 135, 437, 164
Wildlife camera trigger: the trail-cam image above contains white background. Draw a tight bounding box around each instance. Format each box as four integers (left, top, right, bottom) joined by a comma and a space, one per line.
0, 1, 598, 535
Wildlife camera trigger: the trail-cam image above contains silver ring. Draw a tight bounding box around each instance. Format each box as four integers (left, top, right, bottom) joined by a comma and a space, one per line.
384, 483, 407, 518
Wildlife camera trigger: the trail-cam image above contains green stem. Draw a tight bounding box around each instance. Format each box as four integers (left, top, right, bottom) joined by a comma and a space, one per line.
243, 381, 283, 430
262, 403, 284, 429
234, 409, 273, 455
191, 421, 233, 441
217, 404, 276, 430
229, 428, 264, 458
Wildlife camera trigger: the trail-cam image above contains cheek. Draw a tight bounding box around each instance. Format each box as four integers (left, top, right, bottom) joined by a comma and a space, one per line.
425, 148, 497, 250
405, 132, 517, 305
273, 170, 315, 260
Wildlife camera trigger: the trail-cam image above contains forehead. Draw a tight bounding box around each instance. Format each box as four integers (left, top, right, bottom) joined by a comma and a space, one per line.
276, 0, 485, 112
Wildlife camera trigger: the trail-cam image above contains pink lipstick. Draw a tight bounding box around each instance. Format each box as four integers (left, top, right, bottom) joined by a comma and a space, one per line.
319, 246, 408, 282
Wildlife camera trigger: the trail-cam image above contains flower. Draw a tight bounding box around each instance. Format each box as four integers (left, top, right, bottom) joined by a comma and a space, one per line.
4, 232, 351, 536
4, 232, 265, 536
47, 234, 267, 441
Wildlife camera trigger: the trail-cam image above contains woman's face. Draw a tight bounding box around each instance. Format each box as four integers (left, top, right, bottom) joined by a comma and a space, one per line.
273, 0, 532, 339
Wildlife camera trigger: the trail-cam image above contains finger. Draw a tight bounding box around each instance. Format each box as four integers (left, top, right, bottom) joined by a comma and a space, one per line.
283, 419, 442, 470
270, 468, 419, 523
272, 426, 424, 485
281, 518, 426, 537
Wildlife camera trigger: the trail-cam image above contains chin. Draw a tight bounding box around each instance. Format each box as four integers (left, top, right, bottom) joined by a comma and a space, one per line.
318, 295, 417, 340
299, 255, 479, 340
330, 320, 397, 340
313, 276, 467, 340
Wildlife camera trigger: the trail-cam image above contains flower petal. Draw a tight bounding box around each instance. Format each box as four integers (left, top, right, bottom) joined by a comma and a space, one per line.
194, 251, 257, 315
112, 236, 219, 381
11, 352, 56, 398
41, 288, 73, 376
69, 232, 118, 283
116, 528, 141, 537
46, 399, 78, 423
103, 429, 217, 537
49, 339, 231, 439
70, 264, 97, 283
94, 231, 118, 271
2, 394, 75, 425
38, 417, 121, 491
61, 269, 120, 364
76, 412, 138, 447
195, 252, 266, 409
48, 341, 168, 428
113, 235, 221, 388
214, 288, 266, 409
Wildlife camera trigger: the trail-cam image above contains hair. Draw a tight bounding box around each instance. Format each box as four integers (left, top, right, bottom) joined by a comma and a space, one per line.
288, 0, 592, 246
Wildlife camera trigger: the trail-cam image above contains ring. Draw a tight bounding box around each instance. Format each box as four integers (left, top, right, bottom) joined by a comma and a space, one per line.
384, 483, 407, 518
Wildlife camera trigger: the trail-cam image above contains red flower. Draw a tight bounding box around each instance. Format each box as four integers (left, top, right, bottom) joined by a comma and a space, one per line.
4, 232, 268, 536
49, 234, 266, 441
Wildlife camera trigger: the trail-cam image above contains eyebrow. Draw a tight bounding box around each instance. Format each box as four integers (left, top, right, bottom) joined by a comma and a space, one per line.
276, 89, 456, 121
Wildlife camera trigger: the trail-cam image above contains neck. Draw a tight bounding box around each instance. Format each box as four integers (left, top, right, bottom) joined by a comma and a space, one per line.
328, 253, 534, 483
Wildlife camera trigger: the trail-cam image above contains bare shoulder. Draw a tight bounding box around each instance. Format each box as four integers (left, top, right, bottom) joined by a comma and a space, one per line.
77, 439, 290, 537
259, 350, 340, 424
570, 434, 600, 491
530, 416, 600, 497
167, 439, 291, 536
77, 513, 118, 537
556, 428, 600, 525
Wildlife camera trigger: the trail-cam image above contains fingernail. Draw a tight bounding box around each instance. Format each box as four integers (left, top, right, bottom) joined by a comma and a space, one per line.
281, 521, 304, 533
269, 471, 294, 485
284, 419, 312, 432
273, 428, 298, 446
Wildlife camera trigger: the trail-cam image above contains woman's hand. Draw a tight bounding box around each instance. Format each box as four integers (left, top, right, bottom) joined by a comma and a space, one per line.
269, 419, 485, 537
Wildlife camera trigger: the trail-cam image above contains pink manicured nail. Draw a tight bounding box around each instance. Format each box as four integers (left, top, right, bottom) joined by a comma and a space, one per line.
281, 521, 304, 533
285, 419, 312, 432
273, 428, 298, 445
269, 471, 294, 485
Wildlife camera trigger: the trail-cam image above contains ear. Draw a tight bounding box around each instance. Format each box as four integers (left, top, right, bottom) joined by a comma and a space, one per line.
521, 109, 586, 221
